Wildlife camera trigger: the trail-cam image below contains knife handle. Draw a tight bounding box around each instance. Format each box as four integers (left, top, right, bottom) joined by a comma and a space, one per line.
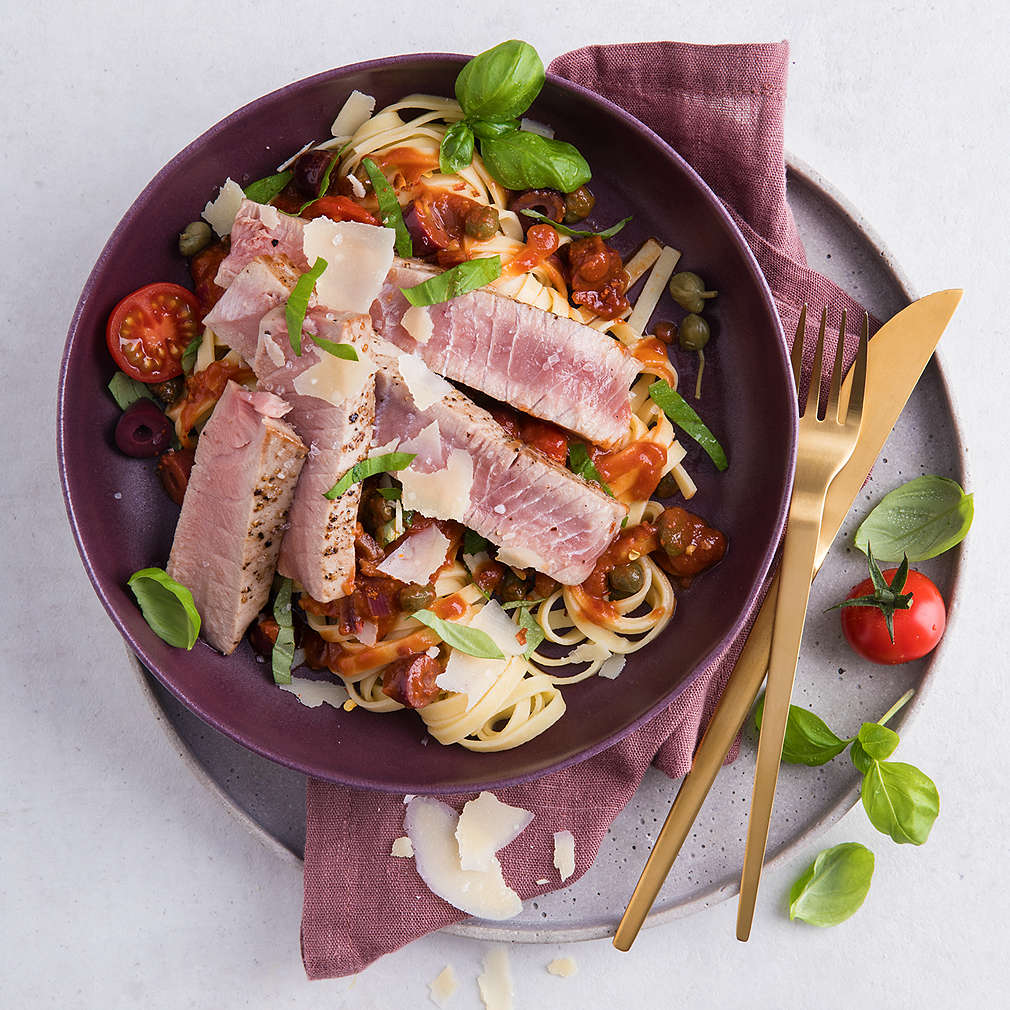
612, 574, 779, 950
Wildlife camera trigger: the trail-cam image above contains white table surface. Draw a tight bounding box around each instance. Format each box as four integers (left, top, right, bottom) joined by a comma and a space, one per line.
3, 2, 1008, 1006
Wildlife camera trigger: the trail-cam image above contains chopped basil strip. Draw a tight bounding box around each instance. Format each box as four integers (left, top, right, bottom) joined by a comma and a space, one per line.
361, 157, 412, 258
108, 371, 157, 411
271, 577, 295, 685
568, 442, 614, 497
309, 334, 358, 360
127, 567, 201, 650
401, 256, 502, 307
480, 131, 591, 194
649, 380, 728, 471
463, 528, 489, 555
789, 843, 875, 927
411, 609, 504, 659
286, 257, 328, 355
181, 334, 202, 375
439, 121, 475, 175
244, 170, 293, 204
324, 452, 416, 499
377, 486, 402, 501
515, 606, 545, 659
520, 208, 631, 240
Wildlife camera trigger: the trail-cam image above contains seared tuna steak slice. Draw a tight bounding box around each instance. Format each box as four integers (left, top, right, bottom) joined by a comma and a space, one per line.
254, 307, 377, 602
370, 260, 640, 450
215, 200, 310, 287
167, 382, 307, 654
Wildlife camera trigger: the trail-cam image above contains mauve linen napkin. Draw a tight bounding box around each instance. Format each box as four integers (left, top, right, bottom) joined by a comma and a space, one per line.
301, 41, 874, 979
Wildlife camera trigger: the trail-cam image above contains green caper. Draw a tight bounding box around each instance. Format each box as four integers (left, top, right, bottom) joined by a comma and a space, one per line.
678, 313, 711, 351
653, 471, 680, 499
668, 271, 718, 313
608, 562, 644, 598
399, 584, 436, 612
563, 185, 596, 223
178, 221, 212, 257
465, 205, 500, 241
500, 572, 529, 603
149, 376, 185, 406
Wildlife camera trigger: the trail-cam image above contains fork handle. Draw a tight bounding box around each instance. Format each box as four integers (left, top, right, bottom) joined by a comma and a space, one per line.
736, 499, 825, 941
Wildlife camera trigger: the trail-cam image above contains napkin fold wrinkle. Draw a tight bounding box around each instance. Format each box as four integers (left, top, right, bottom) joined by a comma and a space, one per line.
302, 41, 876, 979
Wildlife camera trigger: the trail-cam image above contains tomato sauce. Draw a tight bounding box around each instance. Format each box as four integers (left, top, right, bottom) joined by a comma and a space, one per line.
377, 146, 441, 185
503, 223, 560, 277
591, 440, 667, 500
172, 359, 253, 447
489, 405, 570, 464
632, 336, 678, 386
572, 522, 660, 622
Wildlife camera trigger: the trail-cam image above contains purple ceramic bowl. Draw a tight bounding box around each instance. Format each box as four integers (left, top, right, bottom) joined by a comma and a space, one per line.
58, 54, 796, 793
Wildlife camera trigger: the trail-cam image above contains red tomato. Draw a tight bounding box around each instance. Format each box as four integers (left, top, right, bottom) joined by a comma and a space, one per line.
106, 283, 200, 382
840, 568, 946, 664
300, 195, 379, 225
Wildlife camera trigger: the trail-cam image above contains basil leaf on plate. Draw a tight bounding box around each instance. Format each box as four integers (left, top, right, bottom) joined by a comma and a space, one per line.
455, 40, 545, 121
515, 606, 544, 659
463, 528, 489, 556
861, 760, 939, 845
271, 577, 295, 685
181, 334, 202, 375
470, 118, 520, 141
410, 609, 505, 659
480, 131, 591, 194
377, 487, 401, 501
754, 696, 854, 766
854, 475, 973, 562
849, 739, 873, 775
568, 442, 614, 497
439, 121, 475, 175
127, 567, 201, 650
309, 334, 358, 360
649, 380, 728, 471
108, 371, 157, 411
361, 157, 412, 257
789, 842, 875, 927
286, 257, 328, 355
244, 170, 293, 204
401, 256, 501, 307
520, 208, 632, 240
323, 452, 416, 499
856, 721, 900, 762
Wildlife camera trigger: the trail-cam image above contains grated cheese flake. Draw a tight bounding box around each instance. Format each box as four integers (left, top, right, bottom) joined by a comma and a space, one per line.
202, 178, 246, 237
546, 956, 578, 978
428, 964, 458, 1008
553, 830, 576, 881
331, 90, 376, 137
455, 792, 534, 872
390, 836, 414, 858
478, 948, 514, 1010
398, 353, 454, 410
598, 655, 627, 680
377, 524, 451, 586
302, 217, 394, 312
401, 304, 434, 344
400, 449, 473, 522
279, 676, 348, 710
292, 344, 376, 405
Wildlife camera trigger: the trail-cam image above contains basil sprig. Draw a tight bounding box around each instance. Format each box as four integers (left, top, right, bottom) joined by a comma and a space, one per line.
271, 577, 295, 685
649, 380, 728, 471
323, 452, 416, 499
411, 609, 504, 659
443, 41, 591, 194
854, 475, 973, 562
520, 208, 632, 240
309, 334, 359, 361
789, 843, 875, 927
108, 371, 157, 411
401, 256, 501, 307
568, 442, 613, 497
286, 257, 328, 355
244, 170, 293, 204
361, 157, 412, 257
127, 567, 201, 650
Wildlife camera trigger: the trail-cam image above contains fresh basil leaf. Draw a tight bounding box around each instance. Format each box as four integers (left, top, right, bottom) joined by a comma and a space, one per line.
410, 609, 504, 659
648, 380, 728, 471
244, 170, 293, 204
181, 334, 202, 375
454, 40, 544, 121
789, 842, 875, 927
515, 606, 544, 659
856, 722, 900, 762
401, 256, 501, 307
480, 131, 591, 194
108, 371, 157, 411
377, 487, 401, 501
568, 442, 614, 497
439, 121, 475, 175
286, 257, 328, 355
754, 696, 854, 766
271, 577, 295, 685
520, 208, 632, 240
861, 760, 939, 845
323, 452, 416, 500
850, 740, 873, 775
470, 118, 520, 141
463, 528, 489, 556
854, 475, 973, 562
127, 567, 201, 650
361, 157, 412, 258
309, 334, 358, 360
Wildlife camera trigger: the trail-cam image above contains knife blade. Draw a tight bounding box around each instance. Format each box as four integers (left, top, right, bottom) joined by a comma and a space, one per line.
613, 289, 963, 950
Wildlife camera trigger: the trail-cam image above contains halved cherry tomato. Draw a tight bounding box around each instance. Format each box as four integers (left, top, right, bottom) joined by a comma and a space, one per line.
300, 195, 379, 225
840, 568, 946, 664
106, 283, 201, 383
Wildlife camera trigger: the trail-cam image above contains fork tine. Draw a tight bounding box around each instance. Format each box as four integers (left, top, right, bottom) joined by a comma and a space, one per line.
846, 312, 870, 424
804, 308, 828, 417
826, 309, 847, 422
790, 305, 806, 394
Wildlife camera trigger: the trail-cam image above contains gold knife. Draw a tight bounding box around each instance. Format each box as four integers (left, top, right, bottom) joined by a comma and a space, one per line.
613, 289, 963, 951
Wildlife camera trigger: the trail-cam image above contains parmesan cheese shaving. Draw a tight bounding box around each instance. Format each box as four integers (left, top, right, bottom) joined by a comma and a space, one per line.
400, 449, 473, 522
202, 178, 246, 237
428, 965, 458, 1008
598, 655, 627, 680
257, 203, 281, 230
292, 345, 376, 405
398, 420, 444, 471
390, 836, 414, 858
477, 948, 514, 1010
546, 956, 577, 978
455, 792, 534, 872
627, 244, 682, 334
331, 90, 376, 137
436, 651, 506, 710
494, 545, 543, 571
278, 677, 349, 710
565, 642, 612, 664
377, 524, 451, 585
468, 600, 525, 657
260, 332, 286, 369
403, 798, 522, 920
401, 304, 434, 344
302, 217, 394, 312
553, 830, 576, 881
398, 353, 454, 410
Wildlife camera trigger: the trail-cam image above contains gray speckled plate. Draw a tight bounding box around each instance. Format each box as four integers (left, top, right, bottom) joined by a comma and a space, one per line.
130, 159, 966, 942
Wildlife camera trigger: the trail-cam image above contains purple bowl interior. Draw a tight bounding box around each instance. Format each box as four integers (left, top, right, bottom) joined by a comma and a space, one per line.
59, 54, 795, 793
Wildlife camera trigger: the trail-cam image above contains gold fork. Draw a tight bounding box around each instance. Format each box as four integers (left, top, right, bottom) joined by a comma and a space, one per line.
735, 306, 868, 940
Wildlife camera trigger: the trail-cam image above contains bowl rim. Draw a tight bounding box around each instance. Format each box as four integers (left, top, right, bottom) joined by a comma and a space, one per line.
58, 51, 796, 791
